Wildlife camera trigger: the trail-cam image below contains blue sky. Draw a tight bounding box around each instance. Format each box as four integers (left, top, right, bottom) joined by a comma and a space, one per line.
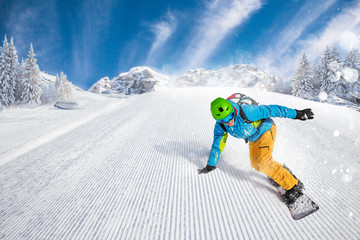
1, 0, 360, 89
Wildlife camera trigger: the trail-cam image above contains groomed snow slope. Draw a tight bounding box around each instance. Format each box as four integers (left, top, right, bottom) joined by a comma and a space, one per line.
0, 87, 359, 239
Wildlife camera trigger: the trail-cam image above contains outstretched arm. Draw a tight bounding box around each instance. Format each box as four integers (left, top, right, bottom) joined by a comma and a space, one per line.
242, 105, 314, 121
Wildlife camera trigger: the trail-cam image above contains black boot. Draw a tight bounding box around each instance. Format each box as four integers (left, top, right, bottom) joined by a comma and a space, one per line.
268, 177, 281, 188
283, 181, 304, 204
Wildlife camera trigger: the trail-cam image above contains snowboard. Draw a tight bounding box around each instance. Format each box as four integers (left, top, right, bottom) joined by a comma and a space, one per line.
269, 179, 319, 220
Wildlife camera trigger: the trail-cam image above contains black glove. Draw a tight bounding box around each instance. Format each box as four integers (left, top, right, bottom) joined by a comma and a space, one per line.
198, 165, 216, 174
295, 108, 314, 121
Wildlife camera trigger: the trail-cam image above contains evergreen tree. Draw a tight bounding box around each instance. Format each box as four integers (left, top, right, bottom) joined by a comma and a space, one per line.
0, 36, 10, 107
329, 45, 341, 63
330, 45, 348, 98
318, 46, 332, 94
0, 35, 18, 107
318, 45, 343, 95
0, 37, 4, 109
55, 71, 73, 101
63, 72, 73, 100
8, 37, 19, 104
9, 37, 20, 103
55, 73, 61, 99
19, 44, 41, 106
16, 59, 26, 103
291, 53, 316, 100
343, 48, 360, 91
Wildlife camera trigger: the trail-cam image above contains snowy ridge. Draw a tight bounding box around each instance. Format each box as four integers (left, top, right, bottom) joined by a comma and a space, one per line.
174, 64, 287, 93
89, 66, 169, 95
0, 88, 359, 239
89, 64, 289, 96
88, 77, 111, 94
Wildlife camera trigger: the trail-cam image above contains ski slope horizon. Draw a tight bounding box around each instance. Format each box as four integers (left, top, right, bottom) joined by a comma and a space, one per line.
0, 87, 359, 239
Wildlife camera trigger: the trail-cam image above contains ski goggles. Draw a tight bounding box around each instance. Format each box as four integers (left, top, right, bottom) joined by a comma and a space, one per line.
219, 111, 235, 123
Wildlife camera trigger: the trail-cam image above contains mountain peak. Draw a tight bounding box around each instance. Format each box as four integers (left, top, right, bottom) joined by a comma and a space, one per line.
88, 64, 290, 95
173, 64, 289, 93
89, 66, 169, 95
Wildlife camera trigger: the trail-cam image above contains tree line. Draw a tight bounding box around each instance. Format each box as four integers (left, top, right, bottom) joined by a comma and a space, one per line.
291, 45, 360, 104
0, 35, 73, 110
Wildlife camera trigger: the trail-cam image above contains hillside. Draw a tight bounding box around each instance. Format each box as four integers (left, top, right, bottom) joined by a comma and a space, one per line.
0, 87, 359, 239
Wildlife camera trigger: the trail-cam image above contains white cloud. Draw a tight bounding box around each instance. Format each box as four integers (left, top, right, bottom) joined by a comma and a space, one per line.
304, 3, 360, 61
255, 0, 360, 77
181, 0, 262, 70
338, 31, 360, 50
254, 0, 337, 76
146, 11, 177, 65
5, 2, 60, 61
72, 0, 113, 87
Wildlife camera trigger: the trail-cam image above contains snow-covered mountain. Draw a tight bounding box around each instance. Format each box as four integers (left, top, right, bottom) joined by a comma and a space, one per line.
174, 64, 290, 93
88, 77, 112, 94
89, 66, 169, 95
89, 64, 291, 95
0, 87, 359, 239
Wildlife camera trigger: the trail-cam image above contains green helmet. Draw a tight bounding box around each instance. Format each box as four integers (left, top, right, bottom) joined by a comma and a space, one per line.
210, 97, 234, 120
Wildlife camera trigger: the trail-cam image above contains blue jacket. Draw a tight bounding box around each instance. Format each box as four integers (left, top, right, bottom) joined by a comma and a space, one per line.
207, 101, 297, 166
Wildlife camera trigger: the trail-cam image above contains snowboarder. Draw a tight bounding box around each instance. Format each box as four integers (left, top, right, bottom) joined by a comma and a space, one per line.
198, 96, 314, 204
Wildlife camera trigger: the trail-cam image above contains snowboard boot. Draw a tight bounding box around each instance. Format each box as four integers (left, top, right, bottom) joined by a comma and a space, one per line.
268, 177, 281, 188
281, 165, 305, 204
283, 180, 304, 205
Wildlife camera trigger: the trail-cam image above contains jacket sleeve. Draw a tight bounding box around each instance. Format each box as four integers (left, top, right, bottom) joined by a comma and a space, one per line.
241, 104, 297, 121
207, 123, 228, 167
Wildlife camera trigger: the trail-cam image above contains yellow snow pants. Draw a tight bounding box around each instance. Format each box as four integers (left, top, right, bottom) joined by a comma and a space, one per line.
249, 124, 298, 190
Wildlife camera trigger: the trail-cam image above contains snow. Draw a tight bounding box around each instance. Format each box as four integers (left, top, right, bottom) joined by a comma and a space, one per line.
342, 67, 359, 83
90, 66, 170, 95
328, 61, 342, 82
173, 64, 287, 93
0, 87, 360, 239
40, 72, 56, 82
319, 91, 328, 101
333, 130, 340, 137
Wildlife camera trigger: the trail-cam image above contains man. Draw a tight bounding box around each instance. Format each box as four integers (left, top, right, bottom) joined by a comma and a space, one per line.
198, 96, 314, 204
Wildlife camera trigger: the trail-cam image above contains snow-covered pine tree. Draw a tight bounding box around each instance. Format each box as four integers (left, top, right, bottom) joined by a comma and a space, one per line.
344, 48, 360, 92
55, 73, 62, 100
318, 46, 332, 94
19, 44, 41, 106
329, 45, 348, 99
16, 59, 26, 103
0, 37, 4, 109
9, 37, 19, 103
55, 71, 73, 101
291, 53, 316, 100
0, 35, 18, 108
63, 72, 73, 100
318, 45, 342, 95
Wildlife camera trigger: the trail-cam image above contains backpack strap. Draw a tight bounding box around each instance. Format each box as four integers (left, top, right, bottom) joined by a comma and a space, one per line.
238, 105, 266, 143
219, 122, 227, 132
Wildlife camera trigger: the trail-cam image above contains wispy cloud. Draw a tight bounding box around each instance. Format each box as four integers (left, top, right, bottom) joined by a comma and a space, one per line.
254, 0, 360, 77
303, 2, 360, 61
146, 11, 177, 65
180, 0, 262, 71
5, 1, 60, 63
72, 0, 113, 88
254, 0, 337, 76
